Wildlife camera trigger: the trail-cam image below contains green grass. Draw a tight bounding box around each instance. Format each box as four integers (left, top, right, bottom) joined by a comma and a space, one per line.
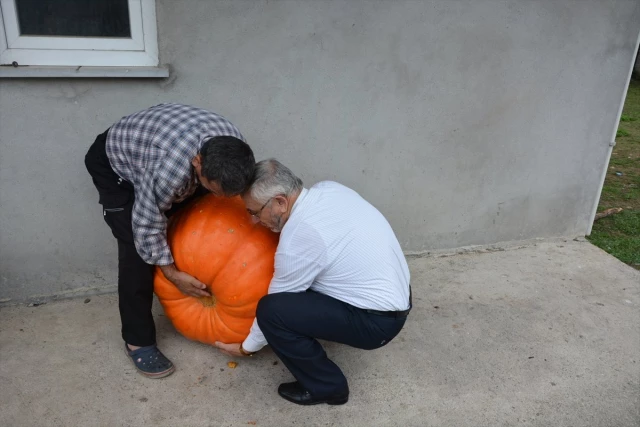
588, 211, 640, 266
587, 79, 640, 269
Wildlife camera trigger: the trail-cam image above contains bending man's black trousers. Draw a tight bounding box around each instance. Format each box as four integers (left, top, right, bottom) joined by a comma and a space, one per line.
84, 130, 204, 347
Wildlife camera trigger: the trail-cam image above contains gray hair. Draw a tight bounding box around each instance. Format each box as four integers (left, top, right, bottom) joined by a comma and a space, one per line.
248, 159, 303, 202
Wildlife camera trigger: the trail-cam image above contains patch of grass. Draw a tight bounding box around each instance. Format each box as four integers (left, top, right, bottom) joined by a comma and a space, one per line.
598, 161, 640, 209
609, 157, 638, 168
589, 211, 640, 267
588, 79, 640, 269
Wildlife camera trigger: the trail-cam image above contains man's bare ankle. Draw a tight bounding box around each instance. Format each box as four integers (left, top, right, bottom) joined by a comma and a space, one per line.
127, 343, 142, 351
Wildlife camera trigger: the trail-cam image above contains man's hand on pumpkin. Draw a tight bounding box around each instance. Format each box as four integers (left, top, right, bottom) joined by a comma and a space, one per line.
160, 264, 211, 297
214, 342, 253, 357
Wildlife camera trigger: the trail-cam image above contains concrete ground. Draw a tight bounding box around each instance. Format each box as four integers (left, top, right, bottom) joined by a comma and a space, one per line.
1, 239, 638, 427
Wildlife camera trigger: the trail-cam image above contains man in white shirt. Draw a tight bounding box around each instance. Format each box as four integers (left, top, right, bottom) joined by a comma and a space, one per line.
215, 159, 411, 405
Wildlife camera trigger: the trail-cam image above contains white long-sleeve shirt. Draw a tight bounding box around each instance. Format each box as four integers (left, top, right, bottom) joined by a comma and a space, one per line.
242, 181, 411, 352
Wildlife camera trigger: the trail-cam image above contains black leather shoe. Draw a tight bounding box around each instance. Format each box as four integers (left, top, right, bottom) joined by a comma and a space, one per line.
277, 381, 349, 405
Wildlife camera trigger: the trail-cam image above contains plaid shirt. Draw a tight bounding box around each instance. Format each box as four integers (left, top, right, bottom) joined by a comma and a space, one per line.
106, 103, 245, 265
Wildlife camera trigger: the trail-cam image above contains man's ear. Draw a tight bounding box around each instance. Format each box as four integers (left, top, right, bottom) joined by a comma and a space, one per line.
191, 154, 202, 170
274, 195, 288, 211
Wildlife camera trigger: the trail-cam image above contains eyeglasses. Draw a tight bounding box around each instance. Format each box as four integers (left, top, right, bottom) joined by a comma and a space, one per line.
247, 198, 272, 218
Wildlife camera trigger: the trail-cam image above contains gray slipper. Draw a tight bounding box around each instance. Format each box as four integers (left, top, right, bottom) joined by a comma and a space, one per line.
125, 343, 175, 378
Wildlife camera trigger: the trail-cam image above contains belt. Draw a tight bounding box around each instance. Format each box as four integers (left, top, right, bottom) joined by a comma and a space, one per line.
363, 287, 412, 318
364, 307, 411, 318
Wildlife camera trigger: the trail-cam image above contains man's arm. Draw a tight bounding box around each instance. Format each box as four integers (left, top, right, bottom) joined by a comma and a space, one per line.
215, 252, 325, 356
132, 170, 210, 297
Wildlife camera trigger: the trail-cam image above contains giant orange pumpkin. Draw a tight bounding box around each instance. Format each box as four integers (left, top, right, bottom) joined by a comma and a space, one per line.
154, 194, 279, 345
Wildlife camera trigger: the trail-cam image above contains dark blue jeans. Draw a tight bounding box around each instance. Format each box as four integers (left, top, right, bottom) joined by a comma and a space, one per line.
256, 291, 408, 398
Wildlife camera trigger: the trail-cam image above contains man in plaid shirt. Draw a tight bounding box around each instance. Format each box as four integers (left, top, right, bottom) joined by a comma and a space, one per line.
85, 103, 255, 378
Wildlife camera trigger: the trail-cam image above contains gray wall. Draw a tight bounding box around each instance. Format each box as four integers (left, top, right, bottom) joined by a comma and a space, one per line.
1, 0, 639, 302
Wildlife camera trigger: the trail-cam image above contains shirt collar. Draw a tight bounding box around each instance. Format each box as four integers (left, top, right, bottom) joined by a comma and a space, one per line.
289, 187, 308, 218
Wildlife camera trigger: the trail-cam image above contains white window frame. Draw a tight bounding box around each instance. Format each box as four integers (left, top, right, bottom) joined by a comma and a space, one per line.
0, 0, 159, 67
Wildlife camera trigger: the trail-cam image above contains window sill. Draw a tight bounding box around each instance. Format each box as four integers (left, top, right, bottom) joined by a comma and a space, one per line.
0, 65, 169, 78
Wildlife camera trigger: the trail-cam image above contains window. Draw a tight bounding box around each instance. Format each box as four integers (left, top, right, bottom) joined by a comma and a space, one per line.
0, 0, 159, 67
